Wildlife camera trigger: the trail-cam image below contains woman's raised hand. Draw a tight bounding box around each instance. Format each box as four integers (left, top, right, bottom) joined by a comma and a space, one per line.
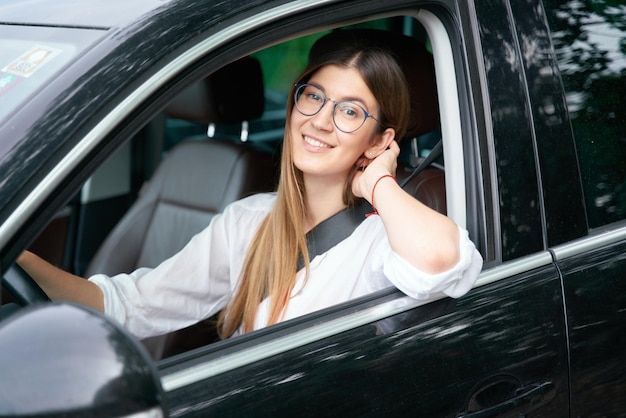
352, 140, 400, 204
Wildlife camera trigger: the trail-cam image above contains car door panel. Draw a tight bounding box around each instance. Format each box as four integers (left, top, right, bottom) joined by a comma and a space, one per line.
533, 0, 626, 414
162, 262, 569, 416
9, 0, 626, 414
473, 0, 545, 261
508, 0, 588, 246
555, 236, 626, 416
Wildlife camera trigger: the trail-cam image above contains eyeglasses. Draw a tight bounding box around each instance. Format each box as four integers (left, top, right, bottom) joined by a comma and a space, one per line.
294, 83, 379, 133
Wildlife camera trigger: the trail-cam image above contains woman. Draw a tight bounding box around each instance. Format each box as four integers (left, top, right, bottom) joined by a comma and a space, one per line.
18, 38, 482, 339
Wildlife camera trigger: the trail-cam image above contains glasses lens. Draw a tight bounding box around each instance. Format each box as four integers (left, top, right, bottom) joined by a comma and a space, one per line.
294, 83, 371, 133
334, 101, 366, 133
295, 84, 324, 116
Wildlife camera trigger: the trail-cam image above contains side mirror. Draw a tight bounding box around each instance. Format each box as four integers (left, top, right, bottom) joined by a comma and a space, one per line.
0, 303, 166, 417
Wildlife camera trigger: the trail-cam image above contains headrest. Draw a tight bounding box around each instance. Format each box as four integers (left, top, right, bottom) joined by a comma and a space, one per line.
165, 56, 265, 124
309, 29, 439, 138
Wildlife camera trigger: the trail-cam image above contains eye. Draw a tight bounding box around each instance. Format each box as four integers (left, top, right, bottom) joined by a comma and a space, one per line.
336, 102, 363, 120
303, 86, 324, 103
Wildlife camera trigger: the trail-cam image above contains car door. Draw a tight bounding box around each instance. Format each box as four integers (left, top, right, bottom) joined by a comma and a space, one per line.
0, 0, 575, 416
539, 1, 626, 415
153, 1, 571, 416
500, 0, 626, 414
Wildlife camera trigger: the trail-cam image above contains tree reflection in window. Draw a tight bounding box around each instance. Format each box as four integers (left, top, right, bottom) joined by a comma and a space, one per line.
544, 0, 626, 228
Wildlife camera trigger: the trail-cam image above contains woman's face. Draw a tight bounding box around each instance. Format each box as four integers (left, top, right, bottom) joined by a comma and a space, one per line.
289, 65, 388, 182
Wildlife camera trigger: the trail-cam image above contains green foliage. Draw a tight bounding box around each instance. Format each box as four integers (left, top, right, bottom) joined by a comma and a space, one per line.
251, 18, 393, 97
252, 33, 328, 96
544, 0, 626, 227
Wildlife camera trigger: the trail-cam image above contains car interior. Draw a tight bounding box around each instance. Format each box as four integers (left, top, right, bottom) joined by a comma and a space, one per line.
2, 17, 449, 360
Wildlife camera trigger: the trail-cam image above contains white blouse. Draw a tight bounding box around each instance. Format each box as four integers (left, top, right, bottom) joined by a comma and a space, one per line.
90, 193, 483, 339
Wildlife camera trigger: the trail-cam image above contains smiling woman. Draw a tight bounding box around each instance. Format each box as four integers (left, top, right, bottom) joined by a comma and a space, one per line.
6, 0, 623, 415
17, 30, 482, 341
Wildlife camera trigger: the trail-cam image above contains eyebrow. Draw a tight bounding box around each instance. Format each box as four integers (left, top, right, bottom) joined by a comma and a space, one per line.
309, 82, 372, 109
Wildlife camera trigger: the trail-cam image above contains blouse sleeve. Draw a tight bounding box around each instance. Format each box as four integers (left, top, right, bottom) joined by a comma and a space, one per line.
380, 226, 483, 300
89, 209, 234, 339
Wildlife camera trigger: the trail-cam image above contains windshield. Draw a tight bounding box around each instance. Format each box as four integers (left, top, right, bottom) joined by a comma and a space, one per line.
0, 24, 105, 124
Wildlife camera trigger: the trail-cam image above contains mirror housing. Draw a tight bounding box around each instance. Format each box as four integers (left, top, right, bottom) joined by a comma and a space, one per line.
0, 303, 165, 417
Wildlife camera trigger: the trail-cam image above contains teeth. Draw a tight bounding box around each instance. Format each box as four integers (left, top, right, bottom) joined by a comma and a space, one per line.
304, 136, 330, 148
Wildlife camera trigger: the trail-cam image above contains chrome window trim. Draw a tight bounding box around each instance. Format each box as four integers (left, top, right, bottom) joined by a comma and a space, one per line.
417, 9, 467, 229
161, 293, 433, 392
160, 250, 553, 392
551, 225, 626, 260
473, 251, 553, 287
0, 0, 333, 250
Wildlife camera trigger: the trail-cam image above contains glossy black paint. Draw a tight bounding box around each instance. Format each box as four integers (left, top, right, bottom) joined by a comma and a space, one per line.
558, 239, 626, 416
0, 0, 170, 27
474, 0, 544, 261
0, 303, 164, 416
0, 0, 625, 416
164, 266, 569, 416
508, 0, 588, 245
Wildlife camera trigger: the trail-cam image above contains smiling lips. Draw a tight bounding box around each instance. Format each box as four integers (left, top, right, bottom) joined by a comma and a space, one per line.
304, 135, 333, 149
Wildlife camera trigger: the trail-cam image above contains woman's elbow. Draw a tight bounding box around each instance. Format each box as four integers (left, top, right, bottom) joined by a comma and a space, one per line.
421, 246, 460, 274
419, 228, 461, 274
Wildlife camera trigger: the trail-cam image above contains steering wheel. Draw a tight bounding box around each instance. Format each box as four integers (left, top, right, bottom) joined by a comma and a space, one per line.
2, 263, 50, 305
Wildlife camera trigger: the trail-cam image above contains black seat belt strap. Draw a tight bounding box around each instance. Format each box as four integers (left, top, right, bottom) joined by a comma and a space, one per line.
399, 139, 443, 189
297, 138, 442, 270
297, 200, 370, 270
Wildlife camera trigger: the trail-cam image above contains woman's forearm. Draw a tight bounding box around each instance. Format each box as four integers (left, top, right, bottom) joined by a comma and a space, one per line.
373, 178, 461, 274
16, 251, 105, 312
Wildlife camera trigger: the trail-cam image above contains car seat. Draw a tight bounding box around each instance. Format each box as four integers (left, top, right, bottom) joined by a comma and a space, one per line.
85, 56, 277, 277
84, 57, 278, 359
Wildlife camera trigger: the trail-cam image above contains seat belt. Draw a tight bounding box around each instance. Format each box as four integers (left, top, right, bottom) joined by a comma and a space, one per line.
298, 139, 443, 270
298, 200, 370, 270
399, 139, 443, 188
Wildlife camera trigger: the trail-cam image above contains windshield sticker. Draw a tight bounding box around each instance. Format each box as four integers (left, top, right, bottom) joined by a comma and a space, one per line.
2, 46, 62, 78
0, 72, 23, 97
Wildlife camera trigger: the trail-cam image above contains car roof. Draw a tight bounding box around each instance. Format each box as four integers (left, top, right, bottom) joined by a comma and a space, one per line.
0, 0, 276, 234
0, 0, 173, 28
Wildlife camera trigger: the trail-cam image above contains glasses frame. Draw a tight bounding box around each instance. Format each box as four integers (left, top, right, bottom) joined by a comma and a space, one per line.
293, 83, 379, 133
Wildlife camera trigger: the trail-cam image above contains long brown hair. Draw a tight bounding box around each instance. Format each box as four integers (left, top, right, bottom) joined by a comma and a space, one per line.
218, 39, 410, 338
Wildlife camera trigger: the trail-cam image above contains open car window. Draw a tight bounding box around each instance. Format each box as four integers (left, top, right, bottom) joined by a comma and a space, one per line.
3, 9, 472, 364
4, 1, 626, 416
104, 12, 463, 361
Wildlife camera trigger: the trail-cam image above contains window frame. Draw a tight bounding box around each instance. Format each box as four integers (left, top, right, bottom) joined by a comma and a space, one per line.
151, 5, 479, 384
2, 0, 487, 387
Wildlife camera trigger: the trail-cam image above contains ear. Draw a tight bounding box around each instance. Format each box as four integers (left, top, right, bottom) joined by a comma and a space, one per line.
366, 128, 396, 158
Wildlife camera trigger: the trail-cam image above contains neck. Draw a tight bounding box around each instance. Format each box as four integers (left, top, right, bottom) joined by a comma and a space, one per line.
303, 176, 347, 233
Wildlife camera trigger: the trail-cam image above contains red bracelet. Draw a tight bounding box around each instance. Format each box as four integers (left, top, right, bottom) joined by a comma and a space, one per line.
366, 174, 396, 217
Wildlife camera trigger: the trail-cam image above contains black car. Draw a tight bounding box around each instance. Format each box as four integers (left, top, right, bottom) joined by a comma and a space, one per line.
1, 0, 625, 416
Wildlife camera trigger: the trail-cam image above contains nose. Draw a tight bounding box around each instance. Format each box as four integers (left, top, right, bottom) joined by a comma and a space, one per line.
310, 99, 335, 131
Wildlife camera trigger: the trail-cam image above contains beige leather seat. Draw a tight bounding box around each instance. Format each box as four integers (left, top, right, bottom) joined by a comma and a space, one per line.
85, 57, 278, 359
86, 56, 277, 277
